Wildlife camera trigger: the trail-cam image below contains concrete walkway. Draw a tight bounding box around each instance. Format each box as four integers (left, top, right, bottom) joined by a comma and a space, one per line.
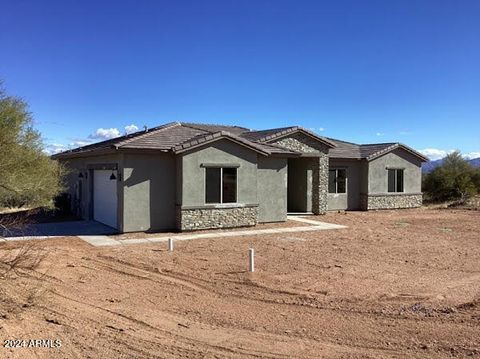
77, 235, 120, 247
286, 215, 342, 227
1, 220, 117, 244
2, 217, 346, 247
96, 217, 346, 248
1, 220, 117, 241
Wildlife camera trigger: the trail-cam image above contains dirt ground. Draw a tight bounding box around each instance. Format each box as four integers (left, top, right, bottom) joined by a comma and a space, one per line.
0, 208, 479, 358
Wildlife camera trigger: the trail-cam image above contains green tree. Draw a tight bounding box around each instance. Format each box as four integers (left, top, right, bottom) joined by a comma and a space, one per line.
423, 151, 478, 202
0, 84, 65, 208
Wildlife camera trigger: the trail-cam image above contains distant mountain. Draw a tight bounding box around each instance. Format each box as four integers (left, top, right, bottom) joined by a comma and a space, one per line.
470, 158, 480, 168
422, 157, 480, 173
422, 158, 443, 173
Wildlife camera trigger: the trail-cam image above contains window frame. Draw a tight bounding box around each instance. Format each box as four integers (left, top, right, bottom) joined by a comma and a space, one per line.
387, 168, 404, 193
205, 167, 238, 204
328, 168, 347, 194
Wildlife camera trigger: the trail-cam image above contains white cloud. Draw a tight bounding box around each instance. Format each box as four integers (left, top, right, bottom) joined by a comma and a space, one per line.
308, 127, 325, 133
89, 127, 121, 140
418, 148, 455, 161
465, 152, 480, 160
418, 148, 480, 161
43, 143, 68, 155
124, 124, 139, 134
71, 140, 93, 147
376, 132, 384, 136
45, 124, 138, 155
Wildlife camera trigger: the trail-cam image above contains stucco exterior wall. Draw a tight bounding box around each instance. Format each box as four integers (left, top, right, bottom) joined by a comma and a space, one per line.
327, 159, 365, 211
62, 153, 123, 227
122, 152, 176, 232
177, 139, 259, 230
364, 148, 423, 210
179, 139, 258, 206
257, 157, 288, 222
368, 149, 422, 194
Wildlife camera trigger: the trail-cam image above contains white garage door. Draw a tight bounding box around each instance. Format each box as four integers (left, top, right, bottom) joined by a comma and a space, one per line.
93, 170, 118, 229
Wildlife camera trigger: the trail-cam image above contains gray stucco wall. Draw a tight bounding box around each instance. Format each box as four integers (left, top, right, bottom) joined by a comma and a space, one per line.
177, 139, 260, 230
363, 148, 423, 210
122, 152, 176, 232
62, 152, 177, 232
257, 157, 288, 222
179, 139, 258, 206
368, 149, 422, 194
327, 159, 365, 211
62, 153, 123, 229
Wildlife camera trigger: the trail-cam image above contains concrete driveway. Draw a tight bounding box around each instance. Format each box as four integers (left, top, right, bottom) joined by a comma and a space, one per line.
1, 220, 117, 239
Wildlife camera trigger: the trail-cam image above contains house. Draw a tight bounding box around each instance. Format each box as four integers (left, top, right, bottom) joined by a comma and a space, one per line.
53, 122, 428, 232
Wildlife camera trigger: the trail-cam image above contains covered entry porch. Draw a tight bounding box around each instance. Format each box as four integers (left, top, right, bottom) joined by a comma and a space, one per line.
286, 156, 328, 215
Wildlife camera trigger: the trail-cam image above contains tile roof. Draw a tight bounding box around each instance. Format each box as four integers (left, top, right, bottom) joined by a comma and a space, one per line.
327, 138, 428, 161
52, 122, 298, 158
119, 123, 206, 150
179, 122, 250, 135
240, 126, 336, 148
51, 121, 427, 162
172, 131, 271, 155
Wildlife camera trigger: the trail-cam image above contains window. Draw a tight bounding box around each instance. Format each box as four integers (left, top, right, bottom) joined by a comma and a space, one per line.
205, 167, 237, 203
328, 168, 347, 194
388, 169, 404, 192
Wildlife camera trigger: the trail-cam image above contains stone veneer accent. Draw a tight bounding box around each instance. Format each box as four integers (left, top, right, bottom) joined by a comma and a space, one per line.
360, 193, 423, 210
177, 204, 258, 231
272, 133, 330, 214
311, 155, 329, 214
273, 133, 324, 153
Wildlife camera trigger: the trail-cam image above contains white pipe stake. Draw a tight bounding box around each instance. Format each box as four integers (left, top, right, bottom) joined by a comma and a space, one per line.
168, 238, 174, 252
248, 248, 255, 272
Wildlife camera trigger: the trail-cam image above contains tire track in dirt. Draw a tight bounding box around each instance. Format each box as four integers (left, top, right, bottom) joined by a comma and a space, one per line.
84, 256, 444, 358
27, 250, 478, 358
91, 253, 476, 328
46, 289, 311, 359
88, 255, 214, 294
43, 266, 410, 359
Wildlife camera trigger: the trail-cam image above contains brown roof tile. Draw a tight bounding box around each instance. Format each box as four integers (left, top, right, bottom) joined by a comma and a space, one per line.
51, 121, 426, 162
327, 138, 428, 162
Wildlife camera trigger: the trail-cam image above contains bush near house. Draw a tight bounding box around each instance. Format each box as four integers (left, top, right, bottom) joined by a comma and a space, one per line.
0, 83, 65, 211
423, 151, 480, 203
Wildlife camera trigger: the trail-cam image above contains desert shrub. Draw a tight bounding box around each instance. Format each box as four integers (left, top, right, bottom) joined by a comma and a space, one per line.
0, 83, 65, 210
0, 242, 46, 278
0, 242, 47, 313
423, 151, 479, 203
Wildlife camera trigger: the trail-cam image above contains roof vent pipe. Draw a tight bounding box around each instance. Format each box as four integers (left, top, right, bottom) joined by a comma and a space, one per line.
143, 125, 148, 132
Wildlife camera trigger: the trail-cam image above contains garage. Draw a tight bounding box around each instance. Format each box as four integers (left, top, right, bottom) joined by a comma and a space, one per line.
93, 170, 118, 229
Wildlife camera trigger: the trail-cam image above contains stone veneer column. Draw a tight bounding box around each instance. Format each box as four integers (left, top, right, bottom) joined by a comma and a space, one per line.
312, 154, 329, 215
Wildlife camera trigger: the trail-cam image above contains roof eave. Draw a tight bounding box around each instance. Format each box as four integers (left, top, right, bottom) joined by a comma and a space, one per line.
366, 143, 429, 162
173, 132, 271, 156
261, 127, 336, 149
51, 147, 117, 160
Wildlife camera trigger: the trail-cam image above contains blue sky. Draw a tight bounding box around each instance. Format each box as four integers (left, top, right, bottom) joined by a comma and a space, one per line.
1, 0, 479, 160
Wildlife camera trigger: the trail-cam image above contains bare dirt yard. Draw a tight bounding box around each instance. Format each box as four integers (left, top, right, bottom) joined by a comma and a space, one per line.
0, 208, 479, 358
